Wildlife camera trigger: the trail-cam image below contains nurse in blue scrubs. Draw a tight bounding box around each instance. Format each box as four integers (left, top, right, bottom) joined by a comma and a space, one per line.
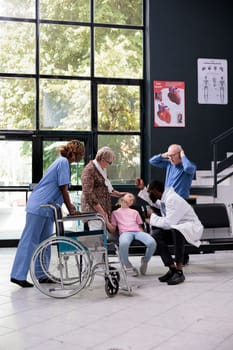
10, 140, 85, 288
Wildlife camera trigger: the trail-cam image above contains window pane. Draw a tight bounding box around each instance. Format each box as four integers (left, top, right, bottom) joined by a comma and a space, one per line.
0, 140, 31, 239
40, 0, 90, 22
0, 192, 27, 239
98, 84, 140, 131
0, 78, 35, 130
43, 141, 84, 186
0, 0, 35, 18
0, 141, 32, 186
94, 0, 143, 26
40, 79, 91, 131
95, 28, 143, 79
98, 134, 140, 185
40, 24, 90, 76
0, 21, 35, 74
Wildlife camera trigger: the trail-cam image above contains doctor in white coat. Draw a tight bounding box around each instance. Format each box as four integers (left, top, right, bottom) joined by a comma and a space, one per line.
141, 180, 203, 285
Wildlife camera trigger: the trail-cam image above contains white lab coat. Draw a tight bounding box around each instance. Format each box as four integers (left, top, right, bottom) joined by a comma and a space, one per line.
138, 187, 160, 209
138, 187, 203, 247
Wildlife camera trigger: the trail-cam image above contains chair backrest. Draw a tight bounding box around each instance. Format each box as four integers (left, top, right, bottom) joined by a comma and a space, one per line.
40, 203, 65, 236
192, 203, 230, 228
52, 204, 65, 236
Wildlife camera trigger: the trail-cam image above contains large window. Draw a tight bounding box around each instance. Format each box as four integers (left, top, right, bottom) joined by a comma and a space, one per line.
0, 0, 145, 241
0, 140, 32, 240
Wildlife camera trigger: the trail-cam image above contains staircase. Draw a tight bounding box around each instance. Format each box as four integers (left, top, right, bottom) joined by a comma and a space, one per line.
190, 127, 233, 206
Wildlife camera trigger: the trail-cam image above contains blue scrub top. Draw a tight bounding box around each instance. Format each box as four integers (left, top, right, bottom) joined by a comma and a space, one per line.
26, 156, 70, 217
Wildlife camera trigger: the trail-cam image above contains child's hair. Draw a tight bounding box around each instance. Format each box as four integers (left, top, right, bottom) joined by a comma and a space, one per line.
116, 192, 136, 207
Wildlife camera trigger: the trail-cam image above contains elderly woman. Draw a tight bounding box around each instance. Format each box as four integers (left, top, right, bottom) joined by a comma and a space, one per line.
81, 146, 124, 230
11, 140, 85, 288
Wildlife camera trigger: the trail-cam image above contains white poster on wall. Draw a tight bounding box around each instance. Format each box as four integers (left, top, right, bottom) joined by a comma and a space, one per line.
197, 58, 228, 105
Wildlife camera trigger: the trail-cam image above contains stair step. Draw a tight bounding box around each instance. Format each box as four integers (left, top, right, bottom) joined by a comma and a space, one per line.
190, 185, 215, 196
192, 151, 233, 198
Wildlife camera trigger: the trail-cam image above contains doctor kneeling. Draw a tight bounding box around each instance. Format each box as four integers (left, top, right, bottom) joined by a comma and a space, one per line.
144, 180, 203, 285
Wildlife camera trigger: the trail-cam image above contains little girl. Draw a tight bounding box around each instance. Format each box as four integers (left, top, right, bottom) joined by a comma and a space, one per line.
106, 193, 156, 276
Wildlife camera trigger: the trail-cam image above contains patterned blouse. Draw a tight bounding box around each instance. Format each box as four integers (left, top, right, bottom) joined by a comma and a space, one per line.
81, 160, 112, 219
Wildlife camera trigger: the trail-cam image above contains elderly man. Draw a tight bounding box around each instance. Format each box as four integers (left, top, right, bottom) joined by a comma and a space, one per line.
144, 180, 203, 285
149, 144, 196, 200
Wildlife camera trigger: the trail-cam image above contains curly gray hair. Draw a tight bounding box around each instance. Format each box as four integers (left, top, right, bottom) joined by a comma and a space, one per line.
95, 146, 115, 163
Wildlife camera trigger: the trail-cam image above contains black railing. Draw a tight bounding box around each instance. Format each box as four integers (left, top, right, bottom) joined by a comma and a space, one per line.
211, 126, 233, 197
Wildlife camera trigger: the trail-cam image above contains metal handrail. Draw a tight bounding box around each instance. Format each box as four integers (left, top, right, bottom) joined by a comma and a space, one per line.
211, 127, 233, 197
211, 126, 233, 145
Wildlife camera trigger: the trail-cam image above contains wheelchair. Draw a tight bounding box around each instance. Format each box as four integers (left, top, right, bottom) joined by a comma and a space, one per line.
30, 204, 132, 299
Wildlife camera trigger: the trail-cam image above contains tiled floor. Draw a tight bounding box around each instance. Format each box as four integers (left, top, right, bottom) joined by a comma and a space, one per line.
1, 248, 233, 350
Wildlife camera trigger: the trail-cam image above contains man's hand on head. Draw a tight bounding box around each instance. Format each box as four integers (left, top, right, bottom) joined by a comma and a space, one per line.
161, 152, 169, 158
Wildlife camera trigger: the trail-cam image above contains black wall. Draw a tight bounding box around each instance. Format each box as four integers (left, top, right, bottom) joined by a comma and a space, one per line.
144, 0, 233, 184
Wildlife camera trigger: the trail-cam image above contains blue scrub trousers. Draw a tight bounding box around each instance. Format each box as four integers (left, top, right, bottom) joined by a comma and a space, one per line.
11, 213, 54, 280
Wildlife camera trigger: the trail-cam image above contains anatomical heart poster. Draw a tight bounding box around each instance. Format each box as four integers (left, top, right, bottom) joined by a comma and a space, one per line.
154, 80, 185, 127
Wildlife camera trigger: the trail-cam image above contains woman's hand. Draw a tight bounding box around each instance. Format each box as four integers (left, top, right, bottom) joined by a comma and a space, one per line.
69, 208, 81, 216
111, 190, 126, 197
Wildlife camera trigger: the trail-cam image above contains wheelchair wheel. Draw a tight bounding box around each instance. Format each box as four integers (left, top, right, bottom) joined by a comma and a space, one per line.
105, 276, 119, 297
109, 266, 120, 282
30, 236, 91, 298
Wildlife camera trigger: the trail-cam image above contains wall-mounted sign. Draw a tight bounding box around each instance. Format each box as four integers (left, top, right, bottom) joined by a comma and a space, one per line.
197, 58, 228, 105
154, 80, 185, 128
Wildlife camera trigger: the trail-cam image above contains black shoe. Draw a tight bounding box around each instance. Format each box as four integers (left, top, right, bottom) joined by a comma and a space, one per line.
167, 271, 185, 285
38, 277, 56, 284
158, 269, 175, 282
11, 278, 34, 288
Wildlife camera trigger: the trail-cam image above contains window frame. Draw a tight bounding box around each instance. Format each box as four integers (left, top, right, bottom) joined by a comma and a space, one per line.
0, 0, 146, 244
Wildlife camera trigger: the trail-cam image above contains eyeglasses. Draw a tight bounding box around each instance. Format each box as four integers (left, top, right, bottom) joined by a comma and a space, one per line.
103, 158, 112, 165
167, 152, 179, 158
